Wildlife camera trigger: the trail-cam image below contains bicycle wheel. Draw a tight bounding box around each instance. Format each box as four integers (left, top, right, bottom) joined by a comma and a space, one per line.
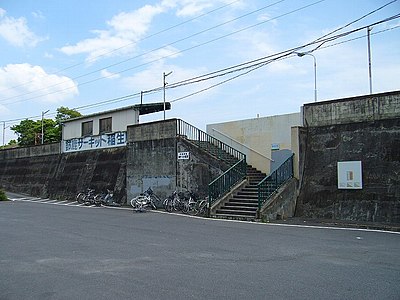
150, 199, 157, 210
182, 202, 189, 214
94, 194, 103, 206
197, 200, 208, 216
188, 202, 197, 215
151, 195, 162, 208
130, 196, 141, 209
76, 193, 85, 204
166, 199, 174, 212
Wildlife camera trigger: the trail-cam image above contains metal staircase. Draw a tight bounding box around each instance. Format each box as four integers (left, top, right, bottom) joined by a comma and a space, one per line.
215, 165, 266, 220
177, 119, 294, 221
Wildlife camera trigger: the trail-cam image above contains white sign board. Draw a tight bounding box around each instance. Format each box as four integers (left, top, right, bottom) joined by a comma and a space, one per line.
62, 131, 127, 153
178, 152, 190, 160
337, 161, 362, 189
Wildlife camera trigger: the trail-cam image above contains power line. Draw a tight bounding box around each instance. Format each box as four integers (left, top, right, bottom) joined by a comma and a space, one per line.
2, 13, 399, 124
0, 0, 287, 105
0, 0, 243, 95
2, 0, 325, 106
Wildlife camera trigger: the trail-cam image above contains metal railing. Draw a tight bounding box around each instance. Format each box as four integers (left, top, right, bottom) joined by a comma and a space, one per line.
208, 158, 247, 209
177, 120, 247, 211
257, 154, 294, 210
177, 120, 245, 163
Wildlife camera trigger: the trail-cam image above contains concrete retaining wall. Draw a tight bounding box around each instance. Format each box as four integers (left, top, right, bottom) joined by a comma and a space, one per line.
297, 91, 400, 223
0, 143, 60, 159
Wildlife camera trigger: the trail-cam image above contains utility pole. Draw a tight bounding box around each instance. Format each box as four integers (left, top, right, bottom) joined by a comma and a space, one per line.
367, 26, 373, 94
2, 121, 5, 147
41, 110, 50, 144
163, 71, 172, 120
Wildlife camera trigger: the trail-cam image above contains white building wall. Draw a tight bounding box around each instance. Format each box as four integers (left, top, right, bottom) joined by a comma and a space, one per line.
206, 113, 301, 174
63, 109, 139, 140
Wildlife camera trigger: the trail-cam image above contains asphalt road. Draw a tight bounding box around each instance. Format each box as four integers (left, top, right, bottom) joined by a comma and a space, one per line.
1, 194, 399, 300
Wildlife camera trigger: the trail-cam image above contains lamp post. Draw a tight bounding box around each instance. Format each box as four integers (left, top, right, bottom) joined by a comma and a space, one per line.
41, 110, 50, 144
163, 71, 172, 120
296, 52, 317, 102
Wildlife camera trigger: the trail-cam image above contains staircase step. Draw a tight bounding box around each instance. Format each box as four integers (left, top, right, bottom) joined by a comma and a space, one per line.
216, 210, 256, 218
214, 214, 257, 221
220, 203, 258, 212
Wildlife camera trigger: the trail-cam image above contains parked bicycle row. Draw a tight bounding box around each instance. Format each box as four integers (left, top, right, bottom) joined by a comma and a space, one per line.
76, 188, 121, 207
75, 187, 209, 216
130, 187, 208, 216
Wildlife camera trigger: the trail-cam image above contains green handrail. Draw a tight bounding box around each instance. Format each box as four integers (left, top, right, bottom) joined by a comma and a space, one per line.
257, 154, 294, 211
177, 119, 245, 163
176, 119, 247, 213
208, 158, 247, 211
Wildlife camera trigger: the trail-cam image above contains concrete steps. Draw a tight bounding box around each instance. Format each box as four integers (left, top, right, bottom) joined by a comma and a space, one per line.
215, 166, 267, 221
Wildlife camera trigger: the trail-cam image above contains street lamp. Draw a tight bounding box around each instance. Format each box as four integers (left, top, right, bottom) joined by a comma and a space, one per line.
2, 121, 10, 147
41, 110, 50, 144
163, 71, 173, 120
296, 52, 317, 102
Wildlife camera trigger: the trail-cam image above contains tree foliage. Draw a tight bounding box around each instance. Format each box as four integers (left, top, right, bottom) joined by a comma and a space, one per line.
10, 107, 81, 146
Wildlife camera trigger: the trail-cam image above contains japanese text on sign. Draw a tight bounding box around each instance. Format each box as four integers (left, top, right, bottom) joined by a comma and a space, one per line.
62, 132, 127, 153
178, 152, 190, 159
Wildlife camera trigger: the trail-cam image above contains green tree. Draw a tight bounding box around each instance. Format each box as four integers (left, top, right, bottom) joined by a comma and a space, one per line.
10, 107, 82, 146
54, 106, 81, 140
11, 119, 40, 146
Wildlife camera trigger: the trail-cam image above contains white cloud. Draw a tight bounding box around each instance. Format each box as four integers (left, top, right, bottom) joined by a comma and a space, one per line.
59, 4, 166, 63
100, 69, 120, 79
122, 62, 201, 90
0, 64, 78, 104
162, 0, 244, 17
142, 45, 181, 63
0, 9, 45, 47
32, 10, 45, 20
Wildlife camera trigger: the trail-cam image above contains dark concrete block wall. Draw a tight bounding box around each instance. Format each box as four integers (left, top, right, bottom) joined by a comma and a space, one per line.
0, 153, 61, 197
126, 119, 177, 202
0, 145, 126, 202
297, 91, 400, 223
48, 148, 126, 202
126, 119, 229, 202
177, 138, 231, 199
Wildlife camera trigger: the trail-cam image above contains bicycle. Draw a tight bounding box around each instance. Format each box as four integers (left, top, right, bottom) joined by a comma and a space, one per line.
181, 191, 198, 215
76, 188, 96, 206
94, 189, 120, 207
130, 187, 159, 212
163, 191, 185, 212
195, 197, 209, 216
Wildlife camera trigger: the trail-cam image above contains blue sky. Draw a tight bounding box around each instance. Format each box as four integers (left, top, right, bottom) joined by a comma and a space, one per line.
0, 0, 399, 144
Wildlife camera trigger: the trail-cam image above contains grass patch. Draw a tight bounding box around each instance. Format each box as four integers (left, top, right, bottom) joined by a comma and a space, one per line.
0, 189, 7, 201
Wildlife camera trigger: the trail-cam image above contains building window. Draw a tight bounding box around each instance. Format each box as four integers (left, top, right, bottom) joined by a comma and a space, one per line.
82, 121, 93, 136
99, 117, 112, 133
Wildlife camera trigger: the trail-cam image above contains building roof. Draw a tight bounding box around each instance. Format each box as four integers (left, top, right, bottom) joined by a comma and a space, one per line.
63, 102, 171, 123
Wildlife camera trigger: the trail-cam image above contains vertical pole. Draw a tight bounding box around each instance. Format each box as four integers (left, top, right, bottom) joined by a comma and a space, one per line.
163, 72, 166, 120
163, 71, 172, 121
313, 55, 317, 102
140, 91, 143, 105
41, 110, 49, 144
41, 112, 44, 144
367, 26, 373, 94
2, 121, 5, 147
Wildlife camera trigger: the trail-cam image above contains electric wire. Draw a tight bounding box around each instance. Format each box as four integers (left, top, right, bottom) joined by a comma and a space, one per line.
1, 0, 323, 105
0, 0, 288, 104
0, 0, 243, 94
1, 13, 399, 125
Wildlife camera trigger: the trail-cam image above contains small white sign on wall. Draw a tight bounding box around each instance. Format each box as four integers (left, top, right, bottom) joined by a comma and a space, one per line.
178, 152, 190, 160
337, 161, 362, 189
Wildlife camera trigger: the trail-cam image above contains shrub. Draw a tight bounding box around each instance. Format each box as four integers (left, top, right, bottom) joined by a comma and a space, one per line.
0, 189, 7, 201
